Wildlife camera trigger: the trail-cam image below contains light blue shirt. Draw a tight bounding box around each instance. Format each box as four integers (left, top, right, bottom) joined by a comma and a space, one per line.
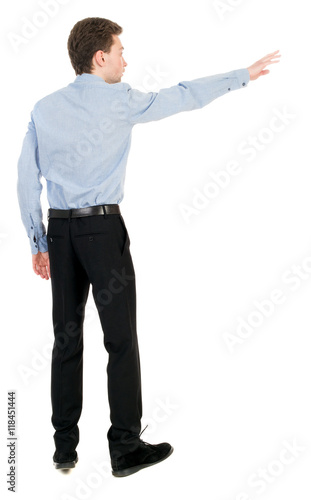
17, 68, 250, 254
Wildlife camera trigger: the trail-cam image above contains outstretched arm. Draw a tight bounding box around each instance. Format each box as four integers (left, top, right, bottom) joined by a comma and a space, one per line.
247, 50, 281, 80
125, 50, 281, 125
126, 68, 250, 124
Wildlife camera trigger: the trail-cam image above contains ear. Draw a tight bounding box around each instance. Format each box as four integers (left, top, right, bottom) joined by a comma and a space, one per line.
94, 50, 105, 67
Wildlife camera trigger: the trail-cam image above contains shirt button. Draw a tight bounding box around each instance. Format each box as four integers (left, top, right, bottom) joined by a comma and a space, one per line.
242, 82, 245, 86
31, 226, 33, 229
228, 88, 230, 91
50, 237, 53, 242
35, 244, 37, 248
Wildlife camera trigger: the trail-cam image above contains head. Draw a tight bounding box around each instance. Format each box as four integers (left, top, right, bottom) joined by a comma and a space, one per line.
67, 17, 127, 83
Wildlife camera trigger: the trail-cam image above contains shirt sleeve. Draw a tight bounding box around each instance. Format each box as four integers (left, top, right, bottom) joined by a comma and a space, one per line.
126, 68, 250, 124
17, 110, 48, 255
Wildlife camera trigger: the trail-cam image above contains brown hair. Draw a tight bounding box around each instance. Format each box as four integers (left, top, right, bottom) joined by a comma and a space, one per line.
67, 17, 123, 75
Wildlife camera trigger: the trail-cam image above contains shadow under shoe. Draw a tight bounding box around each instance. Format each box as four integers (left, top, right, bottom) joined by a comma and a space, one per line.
53, 450, 78, 470
111, 439, 174, 477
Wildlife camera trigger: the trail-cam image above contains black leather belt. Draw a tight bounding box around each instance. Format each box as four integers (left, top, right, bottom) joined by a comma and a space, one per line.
48, 204, 120, 219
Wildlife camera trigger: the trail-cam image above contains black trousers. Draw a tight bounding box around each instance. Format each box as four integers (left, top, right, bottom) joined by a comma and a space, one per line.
47, 207, 142, 460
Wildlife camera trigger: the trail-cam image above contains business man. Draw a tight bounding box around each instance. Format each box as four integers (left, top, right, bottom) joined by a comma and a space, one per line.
17, 17, 280, 477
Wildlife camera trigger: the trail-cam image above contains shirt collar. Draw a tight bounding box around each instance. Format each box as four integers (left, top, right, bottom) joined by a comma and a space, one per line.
74, 73, 108, 84
73, 73, 129, 89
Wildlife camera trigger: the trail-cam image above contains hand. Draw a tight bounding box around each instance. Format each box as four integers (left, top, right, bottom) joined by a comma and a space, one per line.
247, 50, 281, 81
32, 251, 50, 280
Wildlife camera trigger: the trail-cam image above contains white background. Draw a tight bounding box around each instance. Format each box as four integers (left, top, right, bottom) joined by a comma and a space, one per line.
1, 0, 311, 499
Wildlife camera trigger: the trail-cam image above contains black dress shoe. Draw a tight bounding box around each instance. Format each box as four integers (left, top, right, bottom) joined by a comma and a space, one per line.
53, 450, 78, 470
111, 439, 174, 477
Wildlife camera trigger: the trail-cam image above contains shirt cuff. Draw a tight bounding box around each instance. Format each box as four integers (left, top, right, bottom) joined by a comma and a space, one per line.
30, 233, 48, 254
235, 68, 250, 88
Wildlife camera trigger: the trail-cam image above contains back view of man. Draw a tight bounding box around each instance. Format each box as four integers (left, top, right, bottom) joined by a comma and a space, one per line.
16, 17, 280, 477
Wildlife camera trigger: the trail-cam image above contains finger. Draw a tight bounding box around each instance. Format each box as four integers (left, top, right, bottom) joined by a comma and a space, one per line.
263, 60, 281, 67
260, 59, 280, 70
37, 265, 47, 279
262, 53, 281, 63
41, 267, 48, 279
264, 50, 280, 58
43, 266, 49, 280
269, 54, 281, 59
260, 52, 281, 62
47, 260, 51, 279
33, 264, 39, 275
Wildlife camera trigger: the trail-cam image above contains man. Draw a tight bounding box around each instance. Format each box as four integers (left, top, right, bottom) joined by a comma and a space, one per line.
16, 17, 281, 477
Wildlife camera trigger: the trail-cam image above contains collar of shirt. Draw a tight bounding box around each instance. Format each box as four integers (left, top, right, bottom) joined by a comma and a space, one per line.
73, 72, 130, 90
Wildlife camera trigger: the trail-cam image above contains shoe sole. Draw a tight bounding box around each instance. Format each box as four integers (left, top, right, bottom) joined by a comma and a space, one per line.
112, 446, 174, 477
53, 456, 78, 470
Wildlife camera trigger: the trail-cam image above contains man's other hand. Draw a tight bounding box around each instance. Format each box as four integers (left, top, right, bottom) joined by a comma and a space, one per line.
32, 251, 50, 280
247, 50, 281, 81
